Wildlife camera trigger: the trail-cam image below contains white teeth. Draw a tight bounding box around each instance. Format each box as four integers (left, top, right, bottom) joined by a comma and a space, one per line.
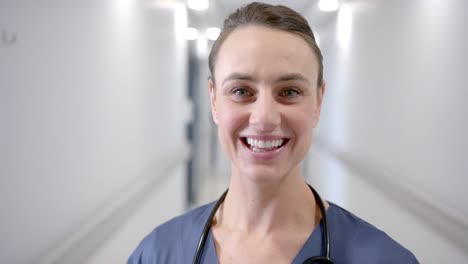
245, 138, 285, 149
259, 141, 266, 148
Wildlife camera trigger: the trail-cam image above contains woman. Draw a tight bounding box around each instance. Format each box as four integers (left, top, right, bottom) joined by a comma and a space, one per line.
128, 3, 418, 263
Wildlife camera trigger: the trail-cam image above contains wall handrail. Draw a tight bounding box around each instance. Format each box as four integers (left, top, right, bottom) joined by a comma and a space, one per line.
315, 140, 468, 254
38, 144, 190, 264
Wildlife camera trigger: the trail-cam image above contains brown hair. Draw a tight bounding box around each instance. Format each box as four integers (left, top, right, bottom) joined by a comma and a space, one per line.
208, 2, 323, 87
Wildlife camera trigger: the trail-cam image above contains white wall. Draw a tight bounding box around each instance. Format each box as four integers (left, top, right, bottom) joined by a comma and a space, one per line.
307, 0, 468, 263
0, 1, 189, 263
87, 164, 187, 264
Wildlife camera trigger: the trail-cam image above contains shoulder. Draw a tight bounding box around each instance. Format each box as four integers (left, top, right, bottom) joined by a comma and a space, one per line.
328, 203, 419, 264
127, 202, 215, 264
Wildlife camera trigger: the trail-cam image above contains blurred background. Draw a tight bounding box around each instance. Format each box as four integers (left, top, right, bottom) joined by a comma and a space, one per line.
1, 0, 467, 263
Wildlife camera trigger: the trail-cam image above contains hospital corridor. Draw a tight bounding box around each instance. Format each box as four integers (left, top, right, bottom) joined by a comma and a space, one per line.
1, 0, 467, 263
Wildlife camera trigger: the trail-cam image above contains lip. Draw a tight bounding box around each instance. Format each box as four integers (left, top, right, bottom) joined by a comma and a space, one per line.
240, 135, 286, 140
239, 136, 289, 160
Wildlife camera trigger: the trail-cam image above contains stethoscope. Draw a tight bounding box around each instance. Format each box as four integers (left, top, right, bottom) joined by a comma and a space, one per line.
192, 184, 337, 264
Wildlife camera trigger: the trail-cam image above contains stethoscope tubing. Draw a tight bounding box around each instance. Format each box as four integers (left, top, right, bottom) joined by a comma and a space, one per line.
193, 189, 228, 264
192, 184, 336, 264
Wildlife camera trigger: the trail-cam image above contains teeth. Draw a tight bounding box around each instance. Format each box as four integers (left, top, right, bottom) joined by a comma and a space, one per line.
245, 138, 284, 149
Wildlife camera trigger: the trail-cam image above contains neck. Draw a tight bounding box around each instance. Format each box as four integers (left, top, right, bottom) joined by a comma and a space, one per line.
218, 166, 318, 236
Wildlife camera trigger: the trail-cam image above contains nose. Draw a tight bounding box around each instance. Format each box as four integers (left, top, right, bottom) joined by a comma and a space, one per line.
249, 91, 281, 132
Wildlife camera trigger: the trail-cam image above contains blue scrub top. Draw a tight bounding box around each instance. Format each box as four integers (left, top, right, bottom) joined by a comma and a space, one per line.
128, 202, 419, 264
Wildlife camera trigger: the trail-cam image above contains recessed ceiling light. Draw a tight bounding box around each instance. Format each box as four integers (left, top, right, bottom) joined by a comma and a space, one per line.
187, 0, 209, 11
205, 27, 221, 40
318, 0, 340, 12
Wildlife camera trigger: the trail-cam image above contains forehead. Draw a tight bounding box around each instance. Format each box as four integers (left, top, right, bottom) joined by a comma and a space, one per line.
214, 26, 319, 85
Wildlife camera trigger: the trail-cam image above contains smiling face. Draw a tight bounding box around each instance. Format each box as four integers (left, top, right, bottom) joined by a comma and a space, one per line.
209, 26, 325, 184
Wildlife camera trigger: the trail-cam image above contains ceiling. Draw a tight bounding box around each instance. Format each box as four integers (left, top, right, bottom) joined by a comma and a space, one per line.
216, 0, 317, 16
186, 0, 331, 32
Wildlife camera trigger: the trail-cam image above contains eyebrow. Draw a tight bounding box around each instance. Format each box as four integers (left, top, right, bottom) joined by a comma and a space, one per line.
222, 72, 309, 86
275, 73, 309, 84
222, 72, 255, 86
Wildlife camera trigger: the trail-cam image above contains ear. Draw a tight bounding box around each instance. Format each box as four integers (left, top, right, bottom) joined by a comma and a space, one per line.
313, 81, 326, 127
209, 78, 218, 125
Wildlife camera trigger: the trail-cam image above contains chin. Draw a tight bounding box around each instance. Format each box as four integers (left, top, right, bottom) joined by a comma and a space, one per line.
239, 164, 287, 185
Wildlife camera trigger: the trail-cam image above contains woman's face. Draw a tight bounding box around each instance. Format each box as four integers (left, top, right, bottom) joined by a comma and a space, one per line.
210, 26, 324, 184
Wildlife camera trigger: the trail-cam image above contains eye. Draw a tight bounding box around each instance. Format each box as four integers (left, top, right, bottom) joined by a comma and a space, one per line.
232, 88, 253, 98
280, 88, 302, 98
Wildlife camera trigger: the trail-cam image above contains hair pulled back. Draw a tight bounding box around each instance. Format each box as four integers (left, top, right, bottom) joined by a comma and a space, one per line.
208, 2, 324, 87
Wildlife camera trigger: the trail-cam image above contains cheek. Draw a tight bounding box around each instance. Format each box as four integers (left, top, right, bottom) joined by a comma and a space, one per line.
290, 105, 316, 130
216, 103, 248, 138
216, 104, 249, 160
297, 117, 314, 143
286, 106, 316, 149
